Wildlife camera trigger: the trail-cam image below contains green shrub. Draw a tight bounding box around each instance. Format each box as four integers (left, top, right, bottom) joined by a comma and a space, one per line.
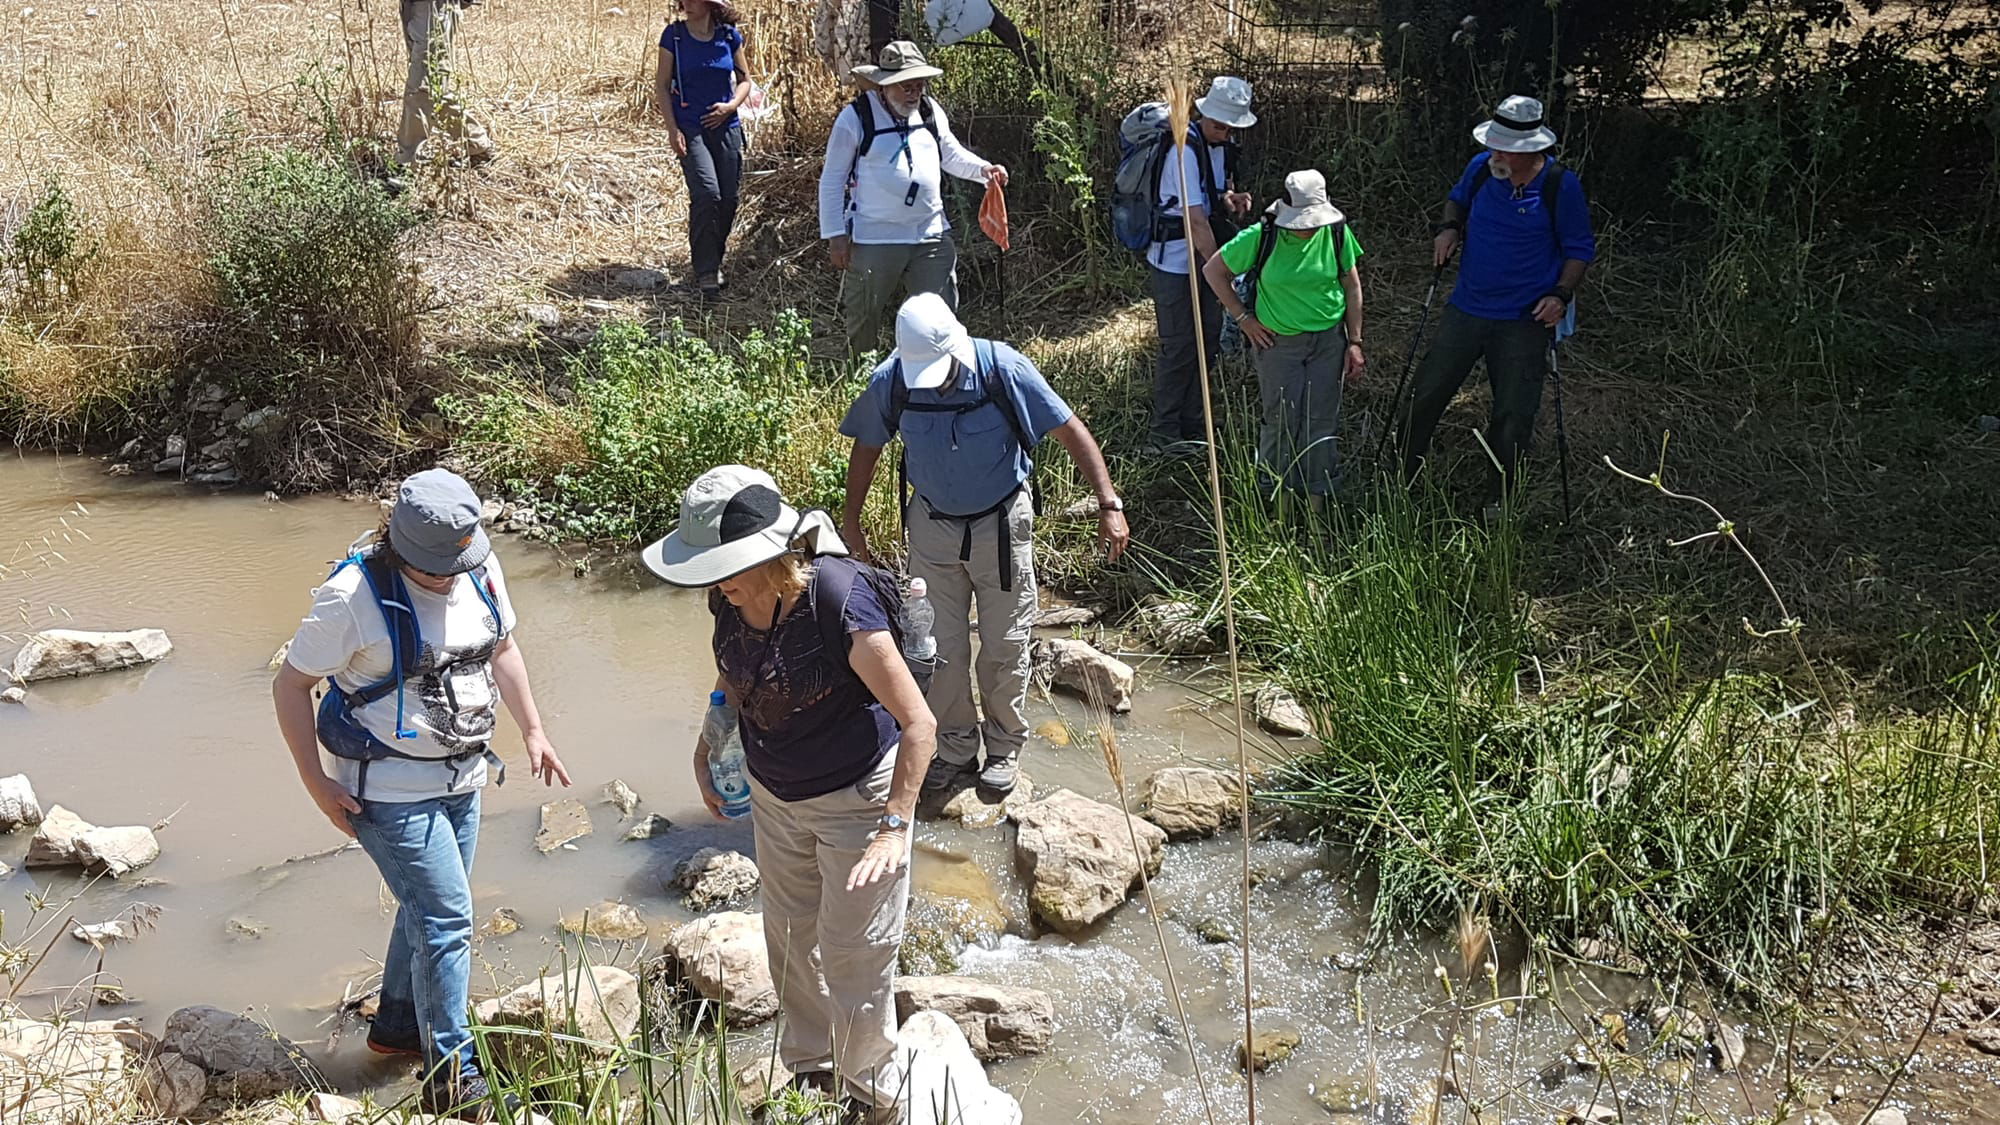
444, 312, 856, 543
5, 174, 98, 306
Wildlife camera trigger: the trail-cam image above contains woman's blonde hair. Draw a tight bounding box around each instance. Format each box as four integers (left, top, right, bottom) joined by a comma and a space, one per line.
732, 540, 813, 605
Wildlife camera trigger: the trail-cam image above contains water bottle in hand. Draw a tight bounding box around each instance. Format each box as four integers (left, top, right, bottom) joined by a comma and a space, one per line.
702, 690, 752, 819
902, 578, 937, 662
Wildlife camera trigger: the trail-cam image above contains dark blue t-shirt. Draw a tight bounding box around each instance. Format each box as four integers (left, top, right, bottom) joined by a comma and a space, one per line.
709, 559, 899, 801
1447, 153, 1596, 321
661, 21, 743, 137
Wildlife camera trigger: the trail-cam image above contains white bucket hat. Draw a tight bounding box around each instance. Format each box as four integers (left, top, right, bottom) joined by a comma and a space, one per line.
1473, 95, 1559, 153
851, 40, 944, 87
1195, 76, 1257, 129
1268, 169, 1345, 230
641, 466, 846, 588
893, 292, 977, 391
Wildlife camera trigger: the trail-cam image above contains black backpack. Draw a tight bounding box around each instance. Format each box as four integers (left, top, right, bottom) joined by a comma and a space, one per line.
850, 92, 941, 164
807, 554, 931, 695
884, 338, 1036, 524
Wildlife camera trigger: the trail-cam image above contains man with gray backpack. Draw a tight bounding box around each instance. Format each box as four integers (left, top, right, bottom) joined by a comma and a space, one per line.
838, 294, 1129, 801
1396, 95, 1596, 516
1112, 77, 1257, 454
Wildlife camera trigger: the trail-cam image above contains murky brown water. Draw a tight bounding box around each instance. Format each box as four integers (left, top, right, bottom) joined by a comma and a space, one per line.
2, 452, 1989, 1122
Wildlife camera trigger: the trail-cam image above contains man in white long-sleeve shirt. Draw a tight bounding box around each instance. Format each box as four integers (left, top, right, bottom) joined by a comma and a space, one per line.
819, 40, 1007, 355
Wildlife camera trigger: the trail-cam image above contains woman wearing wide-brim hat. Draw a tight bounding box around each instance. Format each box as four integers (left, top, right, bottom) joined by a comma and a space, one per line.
642, 465, 935, 1124
273, 468, 571, 1121
1202, 169, 1367, 502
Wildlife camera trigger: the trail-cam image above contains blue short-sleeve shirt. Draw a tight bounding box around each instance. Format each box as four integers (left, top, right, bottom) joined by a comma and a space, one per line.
1447, 153, 1596, 321
839, 342, 1074, 517
660, 21, 743, 137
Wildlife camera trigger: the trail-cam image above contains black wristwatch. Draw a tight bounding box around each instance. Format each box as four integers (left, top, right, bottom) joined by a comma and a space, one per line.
1546, 285, 1574, 306
1434, 220, 1464, 235
877, 813, 908, 832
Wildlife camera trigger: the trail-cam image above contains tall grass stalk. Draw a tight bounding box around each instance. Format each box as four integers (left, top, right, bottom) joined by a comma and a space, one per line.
1164, 70, 1262, 1125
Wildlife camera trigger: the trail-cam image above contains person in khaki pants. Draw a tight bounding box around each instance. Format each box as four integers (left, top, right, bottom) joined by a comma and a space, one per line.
398, 0, 495, 176
643, 465, 935, 1124
839, 295, 1129, 799
816, 41, 1006, 355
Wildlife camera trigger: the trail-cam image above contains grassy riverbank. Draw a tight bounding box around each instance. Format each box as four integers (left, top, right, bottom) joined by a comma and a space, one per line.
3, 0, 1997, 1013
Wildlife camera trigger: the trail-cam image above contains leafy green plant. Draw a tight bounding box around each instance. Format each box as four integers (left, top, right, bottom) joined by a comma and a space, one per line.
6, 174, 98, 306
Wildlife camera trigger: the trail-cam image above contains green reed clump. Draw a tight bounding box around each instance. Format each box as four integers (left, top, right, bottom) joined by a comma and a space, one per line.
1165, 441, 2000, 998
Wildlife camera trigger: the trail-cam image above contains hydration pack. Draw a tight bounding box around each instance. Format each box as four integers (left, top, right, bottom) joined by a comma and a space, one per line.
313, 548, 505, 798
1111, 103, 1221, 253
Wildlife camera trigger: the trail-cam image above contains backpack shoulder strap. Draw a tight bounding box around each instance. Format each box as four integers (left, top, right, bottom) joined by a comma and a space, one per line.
851, 93, 878, 158
468, 563, 507, 639
1463, 151, 1494, 219
919, 97, 942, 144
886, 363, 911, 437
809, 555, 860, 672
974, 339, 1034, 457
1541, 160, 1566, 256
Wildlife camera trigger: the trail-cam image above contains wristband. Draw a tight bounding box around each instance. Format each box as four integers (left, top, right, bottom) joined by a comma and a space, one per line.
1546, 286, 1573, 305
1434, 220, 1463, 235
1099, 497, 1124, 513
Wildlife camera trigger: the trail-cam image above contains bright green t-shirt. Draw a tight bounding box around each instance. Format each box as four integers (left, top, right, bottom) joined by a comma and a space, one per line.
1218, 221, 1365, 336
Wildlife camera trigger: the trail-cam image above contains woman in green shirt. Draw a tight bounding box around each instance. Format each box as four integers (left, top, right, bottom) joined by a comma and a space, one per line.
1202, 169, 1366, 500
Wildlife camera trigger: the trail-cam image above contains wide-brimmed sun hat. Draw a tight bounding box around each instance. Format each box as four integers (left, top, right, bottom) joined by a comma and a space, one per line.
389, 468, 492, 576
1267, 169, 1345, 230
852, 40, 943, 86
1195, 76, 1257, 129
1473, 95, 1559, 153
641, 466, 846, 588
893, 293, 977, 391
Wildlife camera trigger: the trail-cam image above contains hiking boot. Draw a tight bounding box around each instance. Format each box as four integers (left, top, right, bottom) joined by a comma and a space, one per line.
363, 1024, 422, 1058
976, 756, 1018, 795
921, 756, 974, 798
420, 1070, 516, 1122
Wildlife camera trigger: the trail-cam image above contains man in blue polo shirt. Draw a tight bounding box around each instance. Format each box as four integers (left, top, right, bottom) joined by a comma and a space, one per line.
1399, 95, 1597, 511
840, 293, 1129, 799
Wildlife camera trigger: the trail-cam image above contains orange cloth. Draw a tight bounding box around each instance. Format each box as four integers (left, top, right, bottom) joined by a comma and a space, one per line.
979, 181, 1010, 251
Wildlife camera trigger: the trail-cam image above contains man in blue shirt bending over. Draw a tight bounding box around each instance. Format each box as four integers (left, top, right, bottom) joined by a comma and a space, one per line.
1398, 96, 1597, 512
841, 294, 1129, 800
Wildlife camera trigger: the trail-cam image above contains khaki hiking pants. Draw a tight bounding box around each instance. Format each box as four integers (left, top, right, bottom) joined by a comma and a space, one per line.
841, 236, 958, 355
750, 751, 910, 1109
399, 0, 491, 167
907, 488, 1036, 768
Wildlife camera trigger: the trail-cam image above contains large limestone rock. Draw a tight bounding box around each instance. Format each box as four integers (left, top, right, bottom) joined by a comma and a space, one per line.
1132, 601, 1217, 655
9, 628, 172, 682
24, 805, 161, 877
1012, 789, 1166, 933
673, 848, 761, 912
894, 976, 1053, 1060
0, 1017, 146, 1123
160, 1005, 314, 1099
1252, 683, 1313, 737
1033, 638, 1134, 713
1138, 767, 1245, 839
137, 1051, 209, 1117
557, 900, 649, 941
895, 1010, 1024, 1125
0, 773, 43, 831
660, 911, 778, 1026
939, 772, 1035, 829
473, 965, 640, 1057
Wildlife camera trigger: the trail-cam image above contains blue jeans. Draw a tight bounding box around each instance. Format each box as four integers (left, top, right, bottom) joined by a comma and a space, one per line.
352, 790, 481, 1081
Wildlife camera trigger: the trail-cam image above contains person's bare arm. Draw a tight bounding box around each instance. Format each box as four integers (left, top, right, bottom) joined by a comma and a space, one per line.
272, 662, 361, 837
1185, 204, 1218, 262
491, 635, 571, 787
1048, 417, 1130, 562
657, 47, 687, 156
845, 630, 937, 889
691, 673, 730, 819
841, 441, 885, 564
1341, 265, 1367, 383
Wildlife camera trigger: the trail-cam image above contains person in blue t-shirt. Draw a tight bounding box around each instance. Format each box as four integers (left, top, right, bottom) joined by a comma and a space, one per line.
655, 0, 753, 301
838, 294, 1130, 800
1399, 95, 1597, 511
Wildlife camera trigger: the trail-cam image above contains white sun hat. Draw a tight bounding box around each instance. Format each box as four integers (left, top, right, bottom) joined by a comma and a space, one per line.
893, 292, 978, 391
1472, 95, 1559, 153
1195, 76, 1257, 129
1268, 169, 1345, 230
641, 466, 845, 588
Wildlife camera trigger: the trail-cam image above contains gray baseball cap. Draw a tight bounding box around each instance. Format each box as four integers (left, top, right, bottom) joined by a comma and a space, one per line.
389, 468, 492, 575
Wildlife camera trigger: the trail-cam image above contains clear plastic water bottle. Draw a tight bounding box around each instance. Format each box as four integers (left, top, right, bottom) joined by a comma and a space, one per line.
901, 578, 936, 662
702, 690, 752, 819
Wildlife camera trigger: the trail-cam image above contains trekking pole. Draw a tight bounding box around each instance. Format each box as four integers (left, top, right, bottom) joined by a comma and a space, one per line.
1548, 333, 1573, 523
1372, 263, 1444, 469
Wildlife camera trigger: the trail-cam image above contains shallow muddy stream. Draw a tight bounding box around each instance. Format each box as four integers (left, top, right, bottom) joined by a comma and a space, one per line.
1, 453, 1988, 1122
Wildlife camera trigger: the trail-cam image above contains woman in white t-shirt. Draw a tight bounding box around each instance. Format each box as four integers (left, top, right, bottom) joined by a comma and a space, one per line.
272, 469, 570, 1121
